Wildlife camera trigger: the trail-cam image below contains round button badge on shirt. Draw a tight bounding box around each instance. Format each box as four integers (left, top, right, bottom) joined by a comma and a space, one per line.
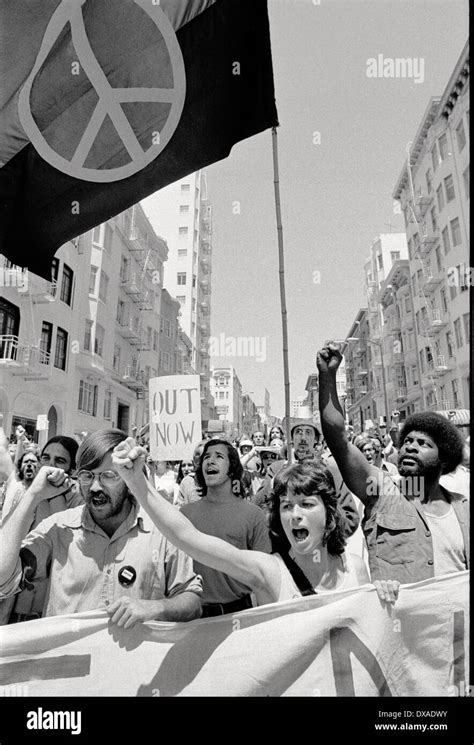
118, 566, 137, 587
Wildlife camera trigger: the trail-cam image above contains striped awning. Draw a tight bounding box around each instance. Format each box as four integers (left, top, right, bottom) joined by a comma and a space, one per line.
436, 409, 470, 425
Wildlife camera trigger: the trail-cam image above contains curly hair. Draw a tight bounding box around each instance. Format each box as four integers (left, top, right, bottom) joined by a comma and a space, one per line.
195, 438, 244, 497
400, 412, 464, 475
16, 451, 39, 480
268, 462, 347, 556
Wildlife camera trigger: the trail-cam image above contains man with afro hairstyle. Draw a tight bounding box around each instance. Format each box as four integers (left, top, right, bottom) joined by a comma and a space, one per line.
317, 343, 468, 601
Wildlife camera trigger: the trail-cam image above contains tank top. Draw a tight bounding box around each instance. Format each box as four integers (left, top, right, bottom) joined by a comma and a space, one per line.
274, 552, 360, 602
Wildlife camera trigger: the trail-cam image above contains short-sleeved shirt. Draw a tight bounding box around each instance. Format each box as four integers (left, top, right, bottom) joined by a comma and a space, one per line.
363, 475, 469, 583
181, 497, 272, 604
0, 501, 202, 617
7, 483, 85, 618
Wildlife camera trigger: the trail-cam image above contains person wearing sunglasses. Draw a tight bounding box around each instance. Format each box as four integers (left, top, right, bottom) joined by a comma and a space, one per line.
0, 429, 202, 627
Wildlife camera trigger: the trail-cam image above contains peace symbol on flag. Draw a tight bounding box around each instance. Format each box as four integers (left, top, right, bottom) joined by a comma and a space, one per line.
18, 0, 186, 183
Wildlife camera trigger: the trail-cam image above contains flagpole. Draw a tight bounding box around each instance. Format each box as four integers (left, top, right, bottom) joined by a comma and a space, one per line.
271, 127, 292, 463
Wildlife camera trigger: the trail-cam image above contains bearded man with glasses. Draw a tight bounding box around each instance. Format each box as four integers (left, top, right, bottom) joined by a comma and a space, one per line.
0, 430, 202, 626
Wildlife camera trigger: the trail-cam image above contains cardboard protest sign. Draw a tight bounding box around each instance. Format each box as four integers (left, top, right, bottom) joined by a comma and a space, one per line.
148, 375, 201, 460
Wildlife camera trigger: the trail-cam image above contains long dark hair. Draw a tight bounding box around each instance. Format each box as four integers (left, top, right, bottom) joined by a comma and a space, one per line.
268, 462, 347, 556
195, 438, 244, 496
41, 435, 79, 473
176, 459, 194, 484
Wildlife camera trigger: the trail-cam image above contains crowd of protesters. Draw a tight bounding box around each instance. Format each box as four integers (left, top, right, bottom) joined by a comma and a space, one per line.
0, 341, 469, 626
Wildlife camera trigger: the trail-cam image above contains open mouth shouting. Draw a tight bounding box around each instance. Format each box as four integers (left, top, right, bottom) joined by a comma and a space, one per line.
292, 527, 309, 543
89, 493, 109, 508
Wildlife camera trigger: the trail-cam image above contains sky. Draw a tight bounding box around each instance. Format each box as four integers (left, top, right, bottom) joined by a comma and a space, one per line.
203, 0, 468, 418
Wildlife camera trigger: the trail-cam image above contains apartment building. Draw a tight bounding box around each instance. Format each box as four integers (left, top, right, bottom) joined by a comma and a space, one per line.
0, 203, 174, 443
393, 42, 470, 412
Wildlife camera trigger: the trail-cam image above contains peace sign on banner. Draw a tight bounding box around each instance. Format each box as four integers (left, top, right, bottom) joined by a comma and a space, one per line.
18, 0, 186, 183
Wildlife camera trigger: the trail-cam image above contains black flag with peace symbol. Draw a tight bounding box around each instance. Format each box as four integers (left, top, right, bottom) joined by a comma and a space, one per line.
0, 0, 278, 278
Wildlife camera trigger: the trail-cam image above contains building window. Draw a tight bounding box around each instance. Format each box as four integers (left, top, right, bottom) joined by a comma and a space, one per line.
164, 352, 170, 371
92, 225, 103, 245
407, 238, 413, 260
449, 281, 457, 301
440, 287, 448, 314
54, 327, 68, 370
425, 168, 433, 194
450, 217, 462, 247
60, 264, 74, 305
116, 299, 126, 325
377, 254, 383, 269
436, 184, 444, 213
40, 322, 52, 364
454, 318, 463, 348
84, 319, 93, 351
120, 255, 129, 282
446, 331, 454, 359
113, 344, 121, 373
419, 350, 425, 374
444, 174, 455, 203
176, 295, 186, 305
165, 319, 171, 337
435, 246, 442, 273
451, 379, 460, 408
153, 330, 159, 351
178, 249, 188, 258
430, 206, 438, 234
94, 324, 105, 356
104, 224, 113, 253
179, 204, 189, 213
463, 166, 470, 200
98, 271, 109, 302
89, 265, 98, 294
442, 226, 451, 255
438, 133, 449, 161
431, 143, 439, 172
103, 390, 112, 420
463, 313, 470, 343
178, 227, 188, 237
180, 183, 190, 193
390, 251, 400, 262
78, 380, 98, 416
177, 272, 186, 285
456, 119, 466, 152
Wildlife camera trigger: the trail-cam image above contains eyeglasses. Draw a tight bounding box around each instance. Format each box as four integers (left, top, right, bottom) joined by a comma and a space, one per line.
77, 470, 122, 486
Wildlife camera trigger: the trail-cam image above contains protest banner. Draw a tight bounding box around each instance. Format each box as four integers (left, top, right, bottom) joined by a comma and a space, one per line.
148, 375, 202, 461
0, 572, 468, 697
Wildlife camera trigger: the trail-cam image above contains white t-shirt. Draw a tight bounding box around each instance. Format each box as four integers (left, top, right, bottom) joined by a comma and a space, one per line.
423, 505, 467, 576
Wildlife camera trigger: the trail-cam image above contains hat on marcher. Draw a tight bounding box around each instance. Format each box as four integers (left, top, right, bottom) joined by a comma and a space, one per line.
257, 445, 283, 459
282, 406, 321, 439
239, 439, 253, 449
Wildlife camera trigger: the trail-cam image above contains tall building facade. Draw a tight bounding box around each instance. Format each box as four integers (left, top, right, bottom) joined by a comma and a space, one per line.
393, 42, 470, 412
210, 365, 243, 438
345, 42, 469, 431
141, 171, 214, 424
0, 204, 178, 444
